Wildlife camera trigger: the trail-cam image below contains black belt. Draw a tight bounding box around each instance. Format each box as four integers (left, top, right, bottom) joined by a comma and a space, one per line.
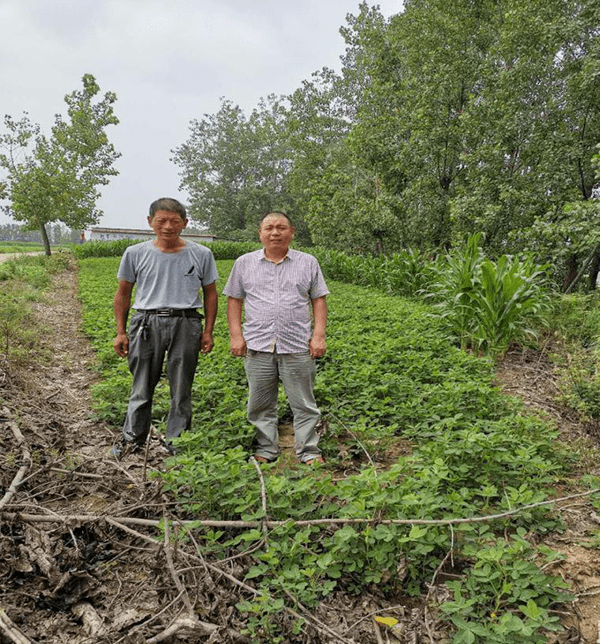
138, 308, 201, 318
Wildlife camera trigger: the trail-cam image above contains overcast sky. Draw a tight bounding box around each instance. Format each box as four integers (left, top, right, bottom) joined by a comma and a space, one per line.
0, 0, 402, 232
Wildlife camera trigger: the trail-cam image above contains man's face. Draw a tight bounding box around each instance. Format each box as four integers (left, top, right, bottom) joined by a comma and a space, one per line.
259, 214, 294, 252
148, 210, 187, 240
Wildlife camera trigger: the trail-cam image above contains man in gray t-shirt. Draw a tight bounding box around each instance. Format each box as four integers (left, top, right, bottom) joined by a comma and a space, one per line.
110, 197, 218, 459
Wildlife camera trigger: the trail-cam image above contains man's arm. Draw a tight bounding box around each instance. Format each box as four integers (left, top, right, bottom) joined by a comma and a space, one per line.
309, 296, 327, 358
226, 296, 247, 357
201, 282, 218, 354
113, 280, 134, 357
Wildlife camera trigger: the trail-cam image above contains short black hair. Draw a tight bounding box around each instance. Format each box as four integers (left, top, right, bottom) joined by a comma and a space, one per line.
259, 211, 293, 228
149, 197, 187, 220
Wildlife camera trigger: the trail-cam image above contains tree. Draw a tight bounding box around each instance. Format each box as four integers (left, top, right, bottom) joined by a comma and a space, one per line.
172, 96, 295, 240
342, 0, 600, 286
0, 74, 120, 255
451, 0, 600, 265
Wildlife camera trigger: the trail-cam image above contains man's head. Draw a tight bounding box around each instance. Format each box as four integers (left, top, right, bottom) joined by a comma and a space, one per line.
259, 211, 295, 256
258, 210, 293, 229
148, 198, 188, 242
149, 197, 187, 222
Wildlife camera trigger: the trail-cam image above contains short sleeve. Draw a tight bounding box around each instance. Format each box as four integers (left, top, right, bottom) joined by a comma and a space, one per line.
117, 247, 136, 283
222, 258, 245, 299
200, 250, 219, 286
309, 259, 329, 299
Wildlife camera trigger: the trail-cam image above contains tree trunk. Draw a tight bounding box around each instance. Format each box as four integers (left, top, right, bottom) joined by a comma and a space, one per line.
39, 222, 51, 256
589, 252, 600, 291
562, 254, 578, 292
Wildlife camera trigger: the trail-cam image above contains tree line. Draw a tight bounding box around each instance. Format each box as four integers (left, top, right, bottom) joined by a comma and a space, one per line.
172, 0, 600, 291
0, 223, 82, 245
1, 2, 598, 289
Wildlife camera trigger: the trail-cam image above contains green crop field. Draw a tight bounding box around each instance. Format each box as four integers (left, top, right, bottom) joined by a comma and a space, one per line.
77, 256, 571, 643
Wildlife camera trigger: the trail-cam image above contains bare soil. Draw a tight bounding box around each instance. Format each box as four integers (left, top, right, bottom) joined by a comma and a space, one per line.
1, 264, 600, 643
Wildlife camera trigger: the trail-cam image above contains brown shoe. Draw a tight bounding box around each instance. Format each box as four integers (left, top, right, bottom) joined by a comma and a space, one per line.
253, 455, 273, 464
304, 456, 325, 465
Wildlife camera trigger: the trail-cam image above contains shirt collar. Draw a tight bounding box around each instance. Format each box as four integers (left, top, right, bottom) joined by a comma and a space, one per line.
261, 248, 293, 265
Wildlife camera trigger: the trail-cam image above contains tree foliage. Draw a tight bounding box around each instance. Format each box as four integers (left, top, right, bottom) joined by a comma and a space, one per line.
172, 0, 600, 289
0, 74, 120, 255
172, 97, 297, 240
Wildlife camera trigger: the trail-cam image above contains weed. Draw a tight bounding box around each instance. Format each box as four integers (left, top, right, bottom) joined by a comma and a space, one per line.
440, 531, 571, 643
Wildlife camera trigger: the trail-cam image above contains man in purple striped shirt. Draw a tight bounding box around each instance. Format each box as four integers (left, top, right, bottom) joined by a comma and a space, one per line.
223, 212, 329, 465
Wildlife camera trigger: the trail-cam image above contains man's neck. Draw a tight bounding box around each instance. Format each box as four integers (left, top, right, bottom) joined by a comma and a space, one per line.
154, 237, 186, 253
263, 247, 289, 264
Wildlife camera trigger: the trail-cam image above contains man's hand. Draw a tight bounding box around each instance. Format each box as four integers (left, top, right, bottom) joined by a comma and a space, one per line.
230, 336, 247, 357
201, 331, 214, 354
114, 333, 129, 357
309, 335, 326, 358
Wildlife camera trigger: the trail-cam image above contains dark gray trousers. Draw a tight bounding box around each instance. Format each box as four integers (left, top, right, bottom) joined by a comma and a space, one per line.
244, 350, 322, 462
122, 312, 202, 444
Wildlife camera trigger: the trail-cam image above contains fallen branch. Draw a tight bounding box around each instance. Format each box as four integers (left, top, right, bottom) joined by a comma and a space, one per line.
0, 608, 37, 644
145, 616, 244, 644
49, 468, 104, 480
0, 420, 32, 511
4, 487, 600, 529
250, 456, 269, 544
163, 511, 194, 616
100, 517, 354, 644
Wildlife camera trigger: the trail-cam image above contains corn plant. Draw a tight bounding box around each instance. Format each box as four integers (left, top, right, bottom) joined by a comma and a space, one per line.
425, 233, 484, 350
470, 255, 551, 356
425, 234, 551, 357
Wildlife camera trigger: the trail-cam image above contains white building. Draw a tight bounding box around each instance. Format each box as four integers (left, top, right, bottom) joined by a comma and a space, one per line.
89, 227, 216, 244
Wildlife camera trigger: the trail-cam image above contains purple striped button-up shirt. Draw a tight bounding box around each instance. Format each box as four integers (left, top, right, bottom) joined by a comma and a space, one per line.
223, 248, 330, 353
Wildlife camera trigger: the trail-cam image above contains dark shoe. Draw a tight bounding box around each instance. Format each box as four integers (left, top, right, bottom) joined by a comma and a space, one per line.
163, 442, 177, 455
109, 438, 142, 460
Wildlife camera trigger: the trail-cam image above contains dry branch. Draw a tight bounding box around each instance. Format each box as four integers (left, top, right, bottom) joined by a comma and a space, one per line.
163, 511, 194, 616
0, 608, 37, 644
0, 419, 31, 511
3, 487, 600, 530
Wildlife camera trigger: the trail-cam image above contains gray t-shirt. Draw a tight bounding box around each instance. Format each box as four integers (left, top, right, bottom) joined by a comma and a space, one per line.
117, 241, 218, 310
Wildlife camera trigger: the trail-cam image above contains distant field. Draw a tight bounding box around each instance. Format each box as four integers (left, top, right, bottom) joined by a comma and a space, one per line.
0, 242, 72, 253
0, 242, 45, 253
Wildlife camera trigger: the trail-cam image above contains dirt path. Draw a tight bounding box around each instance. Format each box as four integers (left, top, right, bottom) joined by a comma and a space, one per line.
0, 251, 44, 263
1, 264, 600, 642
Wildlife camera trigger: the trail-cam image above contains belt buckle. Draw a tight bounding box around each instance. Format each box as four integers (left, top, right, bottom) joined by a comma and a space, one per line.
156, 309, 171, 317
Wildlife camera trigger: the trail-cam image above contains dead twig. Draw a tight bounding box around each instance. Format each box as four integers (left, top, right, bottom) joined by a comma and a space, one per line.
163, 511, 194, 616
49, 468, 104, 480
373, 618, 384, 644
0, 608, 37, 644
330, 412, 378, 475
142, 428, 152, 482
5, 486, 600, 529
0, 420, 32, 511
250, 456, 269, 545
424, 525, 455, 643
282, 588, 356, 644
